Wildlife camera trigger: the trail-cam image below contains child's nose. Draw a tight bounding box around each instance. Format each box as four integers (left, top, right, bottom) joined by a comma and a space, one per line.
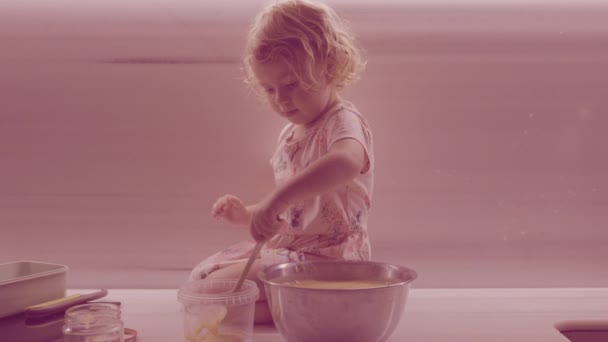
275, 90, 291, 105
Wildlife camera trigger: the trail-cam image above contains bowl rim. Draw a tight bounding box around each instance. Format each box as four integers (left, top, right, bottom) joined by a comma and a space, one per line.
257, 260, 418, 290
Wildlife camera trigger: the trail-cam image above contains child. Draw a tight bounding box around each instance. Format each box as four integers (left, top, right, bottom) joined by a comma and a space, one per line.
189, 0, 373, 323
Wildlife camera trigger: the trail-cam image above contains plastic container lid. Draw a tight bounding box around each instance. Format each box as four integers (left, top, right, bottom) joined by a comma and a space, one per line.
177, 279, 259, 306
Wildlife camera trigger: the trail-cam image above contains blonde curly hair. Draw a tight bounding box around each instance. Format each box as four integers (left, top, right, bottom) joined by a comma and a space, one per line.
243, 0, 365, 92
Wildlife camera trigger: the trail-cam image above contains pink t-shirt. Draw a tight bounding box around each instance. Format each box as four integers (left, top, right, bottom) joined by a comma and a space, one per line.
265, 100, 374, 261
188, 100, 374, 280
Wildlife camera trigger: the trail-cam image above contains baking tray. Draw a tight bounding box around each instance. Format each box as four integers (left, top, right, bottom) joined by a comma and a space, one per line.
0, 261, 68, 319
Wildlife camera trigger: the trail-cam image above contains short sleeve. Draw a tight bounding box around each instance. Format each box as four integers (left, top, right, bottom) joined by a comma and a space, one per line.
324, 109, 373, 174
270, 123, 294, 166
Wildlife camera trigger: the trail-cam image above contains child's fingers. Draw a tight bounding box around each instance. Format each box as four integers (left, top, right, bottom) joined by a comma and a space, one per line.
211, 195, 239, 214
250, 227, 265, 242
226, 196, 243, 208
224, 194, 239, 203
211, 199, 223, 215
212, 194, 247, 223
250, 215, 279, 242
225, 197, 238, 207
211, 205, 222, 218
211, 200, 229, 218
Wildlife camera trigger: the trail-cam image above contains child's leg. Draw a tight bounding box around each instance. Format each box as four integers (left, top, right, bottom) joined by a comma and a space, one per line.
189, 240, 256, 280
205, 259, 273, 324
205, 259, 266, 301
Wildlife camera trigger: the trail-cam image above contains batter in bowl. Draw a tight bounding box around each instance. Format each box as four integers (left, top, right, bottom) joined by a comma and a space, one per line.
285, 280, 394, 289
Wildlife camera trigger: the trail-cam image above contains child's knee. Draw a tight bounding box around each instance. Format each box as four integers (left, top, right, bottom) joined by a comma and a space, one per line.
198, 260, 267, 300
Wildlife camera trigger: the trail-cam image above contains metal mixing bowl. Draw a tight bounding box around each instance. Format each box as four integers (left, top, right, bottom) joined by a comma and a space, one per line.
258, 260, 417, 342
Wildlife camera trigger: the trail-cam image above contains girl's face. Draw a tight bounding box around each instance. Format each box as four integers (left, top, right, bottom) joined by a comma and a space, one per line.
252, 60, 337, 126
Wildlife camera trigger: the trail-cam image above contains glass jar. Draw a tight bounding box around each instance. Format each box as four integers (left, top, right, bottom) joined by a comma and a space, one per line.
62, 303, 124, 342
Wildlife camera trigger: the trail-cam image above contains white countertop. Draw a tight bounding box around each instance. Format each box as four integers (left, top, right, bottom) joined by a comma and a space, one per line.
66, 288, 608, 342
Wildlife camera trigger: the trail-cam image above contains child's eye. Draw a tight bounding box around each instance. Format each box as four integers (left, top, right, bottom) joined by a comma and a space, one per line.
285, 81, 298, 89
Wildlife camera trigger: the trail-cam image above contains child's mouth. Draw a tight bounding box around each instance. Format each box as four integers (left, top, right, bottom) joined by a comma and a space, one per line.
284, 109, 298, 117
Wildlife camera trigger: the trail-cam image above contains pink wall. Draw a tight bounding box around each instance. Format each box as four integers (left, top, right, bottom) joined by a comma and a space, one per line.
1, 1, 607, 288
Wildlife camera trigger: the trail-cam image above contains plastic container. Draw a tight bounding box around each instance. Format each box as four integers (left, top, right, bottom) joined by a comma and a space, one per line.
177, 279, 259, 342
62, 303, 124, 342
0, 261, 68, 319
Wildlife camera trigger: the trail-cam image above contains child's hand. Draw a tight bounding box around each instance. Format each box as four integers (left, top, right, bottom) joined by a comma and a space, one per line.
211, 194, 251, 225
249, 197, 287, 242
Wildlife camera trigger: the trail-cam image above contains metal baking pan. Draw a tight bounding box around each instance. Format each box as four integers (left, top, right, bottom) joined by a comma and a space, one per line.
0, 261, 68, 319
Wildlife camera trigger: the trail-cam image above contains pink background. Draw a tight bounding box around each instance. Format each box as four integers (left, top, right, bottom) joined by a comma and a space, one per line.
1, 0, 607, 289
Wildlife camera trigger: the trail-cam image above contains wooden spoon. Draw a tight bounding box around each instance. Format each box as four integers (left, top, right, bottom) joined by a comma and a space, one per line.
232, 241, 264, 293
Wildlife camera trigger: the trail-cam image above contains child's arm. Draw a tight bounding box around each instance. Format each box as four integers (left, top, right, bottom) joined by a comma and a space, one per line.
250, 137, 366, 241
